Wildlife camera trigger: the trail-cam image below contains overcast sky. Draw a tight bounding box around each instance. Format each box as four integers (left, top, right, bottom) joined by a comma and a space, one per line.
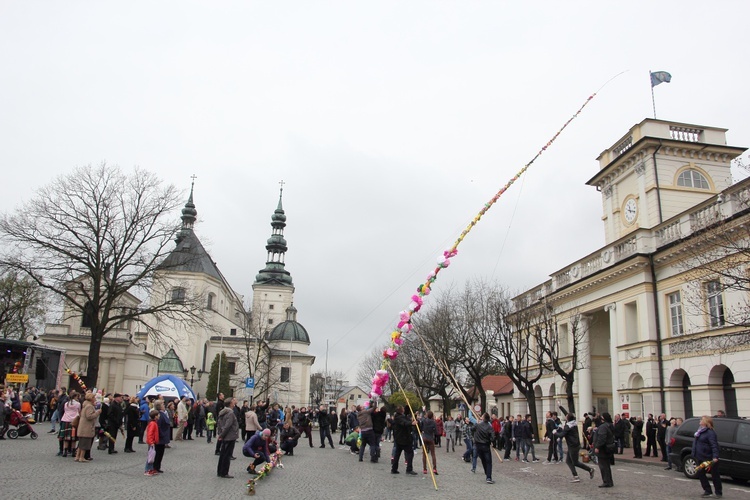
2, 1, 749, 385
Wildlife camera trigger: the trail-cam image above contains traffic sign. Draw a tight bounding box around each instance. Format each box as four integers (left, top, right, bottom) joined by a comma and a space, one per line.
5, 373, 29, 383
245, 377, 255, 389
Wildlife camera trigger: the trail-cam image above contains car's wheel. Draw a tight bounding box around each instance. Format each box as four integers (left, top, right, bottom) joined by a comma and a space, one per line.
682, 455, 699, 479
7, 429, 19, 439
30, 431, 38, 440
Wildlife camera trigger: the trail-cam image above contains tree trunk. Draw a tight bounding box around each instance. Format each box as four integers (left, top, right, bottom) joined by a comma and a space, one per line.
526, 390, 540, 442
566, 381, 576, 416
84, 333, 103, 390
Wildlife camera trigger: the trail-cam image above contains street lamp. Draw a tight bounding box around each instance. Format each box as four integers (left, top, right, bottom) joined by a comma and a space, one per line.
189, 365, 197, 386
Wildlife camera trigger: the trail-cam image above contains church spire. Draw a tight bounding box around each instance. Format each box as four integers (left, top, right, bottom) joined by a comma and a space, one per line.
176, 175, 197, 244
254, 181, 294, 286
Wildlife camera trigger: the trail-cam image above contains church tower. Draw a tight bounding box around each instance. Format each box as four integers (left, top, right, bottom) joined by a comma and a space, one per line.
251, 184, 314, 406
586, 119, 745, 244
252, 184, 295, 331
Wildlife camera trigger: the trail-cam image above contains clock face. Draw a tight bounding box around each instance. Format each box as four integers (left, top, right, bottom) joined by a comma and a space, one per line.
624, 198, 638, 224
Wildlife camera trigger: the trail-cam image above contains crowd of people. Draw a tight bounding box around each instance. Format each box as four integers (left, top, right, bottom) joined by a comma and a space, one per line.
0, 383, 727, 495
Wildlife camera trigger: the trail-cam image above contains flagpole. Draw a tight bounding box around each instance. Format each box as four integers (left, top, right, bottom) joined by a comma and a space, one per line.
650, 71, 657, 119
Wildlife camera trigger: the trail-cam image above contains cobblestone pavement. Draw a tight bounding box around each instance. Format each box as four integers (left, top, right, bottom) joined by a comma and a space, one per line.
4, 431, 750, 499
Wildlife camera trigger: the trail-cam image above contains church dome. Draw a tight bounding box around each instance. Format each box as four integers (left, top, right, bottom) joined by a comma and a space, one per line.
267, 320, 310, 344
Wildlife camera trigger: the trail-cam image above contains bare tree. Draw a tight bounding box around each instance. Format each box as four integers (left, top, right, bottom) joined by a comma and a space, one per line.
0, 164, 207, 387
0, 267, 45, 340
445, 281, 503, 413
485, 286, 546, 441
533, 301, 589, 415
229, 302, 283, 403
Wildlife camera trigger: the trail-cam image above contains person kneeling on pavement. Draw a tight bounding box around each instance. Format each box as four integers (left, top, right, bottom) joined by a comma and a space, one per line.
279, 422, 300, 456
345, 426, 360, 454
244, 428, 272, 474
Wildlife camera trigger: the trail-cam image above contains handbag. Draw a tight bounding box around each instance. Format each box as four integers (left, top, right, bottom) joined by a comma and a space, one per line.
641, 435, 646, 442
147, 445, 156, 464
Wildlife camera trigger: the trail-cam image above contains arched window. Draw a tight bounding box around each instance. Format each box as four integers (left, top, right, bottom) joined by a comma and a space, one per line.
677, 169, 710, 189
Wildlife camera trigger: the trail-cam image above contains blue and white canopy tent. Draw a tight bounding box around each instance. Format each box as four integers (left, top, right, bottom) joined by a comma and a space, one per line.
136, 374, 196, 401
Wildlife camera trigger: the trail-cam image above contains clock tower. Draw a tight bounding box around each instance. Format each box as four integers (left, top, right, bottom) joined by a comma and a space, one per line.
586, 119, 745, 245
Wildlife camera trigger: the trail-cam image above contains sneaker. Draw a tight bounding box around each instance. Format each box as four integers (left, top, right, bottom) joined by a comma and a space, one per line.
486, 479, 495, 484
48, 430, 56, 434
406, 471, 418, 475
543, 460, 552, 465
522, 459, 529, 463
589, 469, 595, 479
471, 468, 476, 473
532, 458, 540, 463
423, 470, 428, 474
701, 493, 713, 498
391, 470, 400, 474
432, 469, 438, 475
570, 477, 580, 483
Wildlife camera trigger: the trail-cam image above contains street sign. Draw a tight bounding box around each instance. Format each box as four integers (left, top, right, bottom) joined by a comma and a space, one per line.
473, 404, 481, 413
245, 377, 255, 389
5, 373, 29, 383
245, 387, 255, 397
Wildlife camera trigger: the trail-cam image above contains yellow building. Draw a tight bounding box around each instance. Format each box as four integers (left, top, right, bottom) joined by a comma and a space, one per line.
513, 119, 748, 419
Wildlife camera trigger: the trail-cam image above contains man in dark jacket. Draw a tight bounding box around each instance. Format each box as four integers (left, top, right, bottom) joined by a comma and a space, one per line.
216, 398, 239, 479
390, 406, 417, 475
613, 413, 627, 454
656, 413, 669, 462
555, 413, 595, 483
645, 414, 658, 457
502, 416, 514, 460
372, 406, 387, 457
473, 413, 496, 484
106, 393, 124, 454
594, 412, 616, 488
317, 405, 334, 449
544, 411, 558, 463
214, 393, 226, 455
279, 421, 301, 455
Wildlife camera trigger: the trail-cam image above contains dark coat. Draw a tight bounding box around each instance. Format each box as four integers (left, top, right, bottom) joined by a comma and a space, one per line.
391, 412, 414, 447
692, 427, 720, 461
107, 401, 123, 429
372, 409, 387, 434
556, 421, 581, 448
631, 419, 644, 440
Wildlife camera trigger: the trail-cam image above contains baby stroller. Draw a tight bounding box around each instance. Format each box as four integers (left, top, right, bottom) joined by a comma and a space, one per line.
7, 409, 38, 439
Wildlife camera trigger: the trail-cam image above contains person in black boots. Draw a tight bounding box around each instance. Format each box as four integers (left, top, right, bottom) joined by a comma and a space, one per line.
123, 395, 139, 452
645, 414, 657, 457
631, 416, 644, 458
216, 398, 239, 479
106, 393, 124, 454
657, 413, 669, 462
390, 406, 417, 475
317, 405, 334, 449
594, 412, 616, 488
213, 393, 225, 455
613, 413, 627, 455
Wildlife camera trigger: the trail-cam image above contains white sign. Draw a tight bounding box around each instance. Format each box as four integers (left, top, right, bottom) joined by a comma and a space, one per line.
474, 404, 482, 413
245, 387, 255, 397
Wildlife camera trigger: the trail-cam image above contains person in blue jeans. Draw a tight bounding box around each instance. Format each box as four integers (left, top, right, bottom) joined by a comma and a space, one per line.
462, 418, 477, 471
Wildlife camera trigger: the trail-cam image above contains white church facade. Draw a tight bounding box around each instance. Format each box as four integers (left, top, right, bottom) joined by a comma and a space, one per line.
512, 118, 749, 420
40, 185, 315, 406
